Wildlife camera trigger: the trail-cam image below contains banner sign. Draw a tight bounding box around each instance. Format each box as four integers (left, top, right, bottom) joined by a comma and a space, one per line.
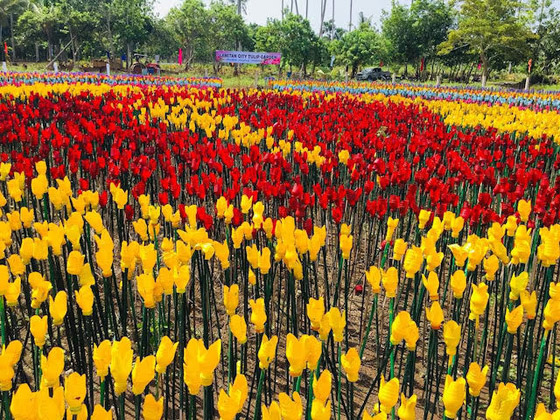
215, 50, 281, 65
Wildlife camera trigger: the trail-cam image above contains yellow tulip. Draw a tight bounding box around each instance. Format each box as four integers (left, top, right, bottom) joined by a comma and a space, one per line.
154, 338, 177, 377
0, 352, 14, 391
307, 297, 325, 331
93, 340, 112, 379
258, 334, 278, 369
391, 311, 419, 350
111, 337, 134, 395
313, 370, 332, 403
466, 362, 488, 397
64, 372, 86, 414
366, 266, 382, 294
75, 285, 94, 315
544, 299, 560, 330
241, 194, 253, 214
486, 382, 520, 420
443, 320, 461, 358
183, 338, 221, 394
30, 315, 48, 348
3, 340, 22, 367
425, 301, 444, 330
509, 272, 529, 301
418, 209, 431, 229
174, 264, 191, 293
378, 375, 399, 414
304, 335, 322, 370
48, 291, 67, 326
278, 391, 303, 420
10, 384, 37, 419
469, 283, 489, 327
143, 394, 164, 420
137, 272, 157, 309
341, 347, 361, 382
32, 174, 48, 199
218, 373, 248, 420
521, 290, 537, 320
363, 411, 388, 420
382, 267, 399, 298
132, 355, 155, 395
249, 298, 267, 333
327, 307, 346, 342
223, 284, 239, 316
286, 333, 307, 377
518, 199, 531, 222
311, 399, 331, 420
442, 375, 466, 419
451, 217, 464, 238
262, 401, 282, 420
230, 314, 247, 344
403, 246, 423, 278
67, 250, 85, 276
422, 272, 439, 301
397, 393, 417, 420
340, 233, 353, 259
7, 254, 25, 277
450, 270, 466, 299
448, 244, 468, 267
393, 239, 408, 261
5, 276, 21, 307
91, 405, 113, 420
505, 305, 524, 334
386, 217, 399, 241
484, 255, 500, 281
41, 347, 65, 388
534, 403, 553, 420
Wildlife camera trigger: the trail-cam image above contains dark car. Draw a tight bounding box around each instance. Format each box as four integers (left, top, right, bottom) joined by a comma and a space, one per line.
356, 67, 392, 81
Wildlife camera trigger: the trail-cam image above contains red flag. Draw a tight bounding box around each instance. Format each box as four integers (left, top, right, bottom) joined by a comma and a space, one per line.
528, 59, 533, 73
420, 57, 425, 72
178, 48, 183, 65
3, 42, 7, 56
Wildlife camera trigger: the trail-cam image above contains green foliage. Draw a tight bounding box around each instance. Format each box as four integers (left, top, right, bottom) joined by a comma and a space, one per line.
256, 13, 326, 73
440, 0, 535, 80
334, 23, 383, 76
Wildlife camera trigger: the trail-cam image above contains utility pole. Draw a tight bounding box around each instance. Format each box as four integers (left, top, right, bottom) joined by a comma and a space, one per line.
306, 0, 309, 18
349, 0, 352, 31
331, 0, 335, 39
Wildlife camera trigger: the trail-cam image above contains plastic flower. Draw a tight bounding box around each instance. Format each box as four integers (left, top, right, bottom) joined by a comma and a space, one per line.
307, 297, 325, 331
403, 246, 423, 278
278, 391, 303, 420
518, 199, 531, 222
249, 298, 267, 333
30, 315, 48, 348
386, 217, 399, 241
65, 372, 86, 414
183, 338, 221, 395
91, 405, 113, 420
41, 347, 65, 388
286, 333, 307, 377
258, 334, 278, 369
393, 239, 408, 261
48, 291, 68, 326
75, 285, 94, 315
93, 340, 112, 379
521, 290, 537, 319
313, 370, 332, 403
486, 383, 520, 420
398, 393, 417, 420
223, 284, 239, 316
418, 209, 431, 229
327, 307, 346, 342
0, 352, 14, 391
382, 267, 399, 298
143, 394, 163, 420
484, 255, 500, 281
378, 375, 400, 414
443, 320, 461, 358
466, 362, 488, 397
262, 401, 282, 420
132, 355, 156, 395
218, 374, 248, 420
509, 272, 529, 301
422, 272, 439, 301
366, 266, 382, 294
155, 336, 178, 374
442, 375, 466, 419
425, 301, 444, 330
111, 337, 134, 395
450, 270, 466, 299
391, 311, 419, 350
341, 347, 361, 382
230, 314, 247, 344
469, 283, 489, 327
340, 233, 353, 259
505, 305, 524, 334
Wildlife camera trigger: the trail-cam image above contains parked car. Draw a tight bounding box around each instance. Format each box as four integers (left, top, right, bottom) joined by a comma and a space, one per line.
356, 67, 392, 81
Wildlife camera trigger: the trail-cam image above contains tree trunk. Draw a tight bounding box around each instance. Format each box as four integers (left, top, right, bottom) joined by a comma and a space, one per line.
318, 0, 327, 37
481, 53, 489, 87
10, 13, 15, 61
349, 0, 353, 31
35, 43, 40, 62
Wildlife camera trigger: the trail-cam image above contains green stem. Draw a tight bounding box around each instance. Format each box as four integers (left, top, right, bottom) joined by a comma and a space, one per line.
525, 332, 548, 420
360, 295, 378, 359
253, 369, 266, 420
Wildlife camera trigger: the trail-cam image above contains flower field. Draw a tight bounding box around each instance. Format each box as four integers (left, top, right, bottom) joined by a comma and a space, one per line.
0, 73, 559, 420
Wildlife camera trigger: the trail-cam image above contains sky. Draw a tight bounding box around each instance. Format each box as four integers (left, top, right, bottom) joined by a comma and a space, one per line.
153, 0, 393, 31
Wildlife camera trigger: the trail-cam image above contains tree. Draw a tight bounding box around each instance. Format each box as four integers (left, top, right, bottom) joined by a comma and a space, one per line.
440, 0, 534, 85
334, 22, 382, 77
167, 0, 209, 69
256, 13, 324, 75
381, 2, 420, 75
